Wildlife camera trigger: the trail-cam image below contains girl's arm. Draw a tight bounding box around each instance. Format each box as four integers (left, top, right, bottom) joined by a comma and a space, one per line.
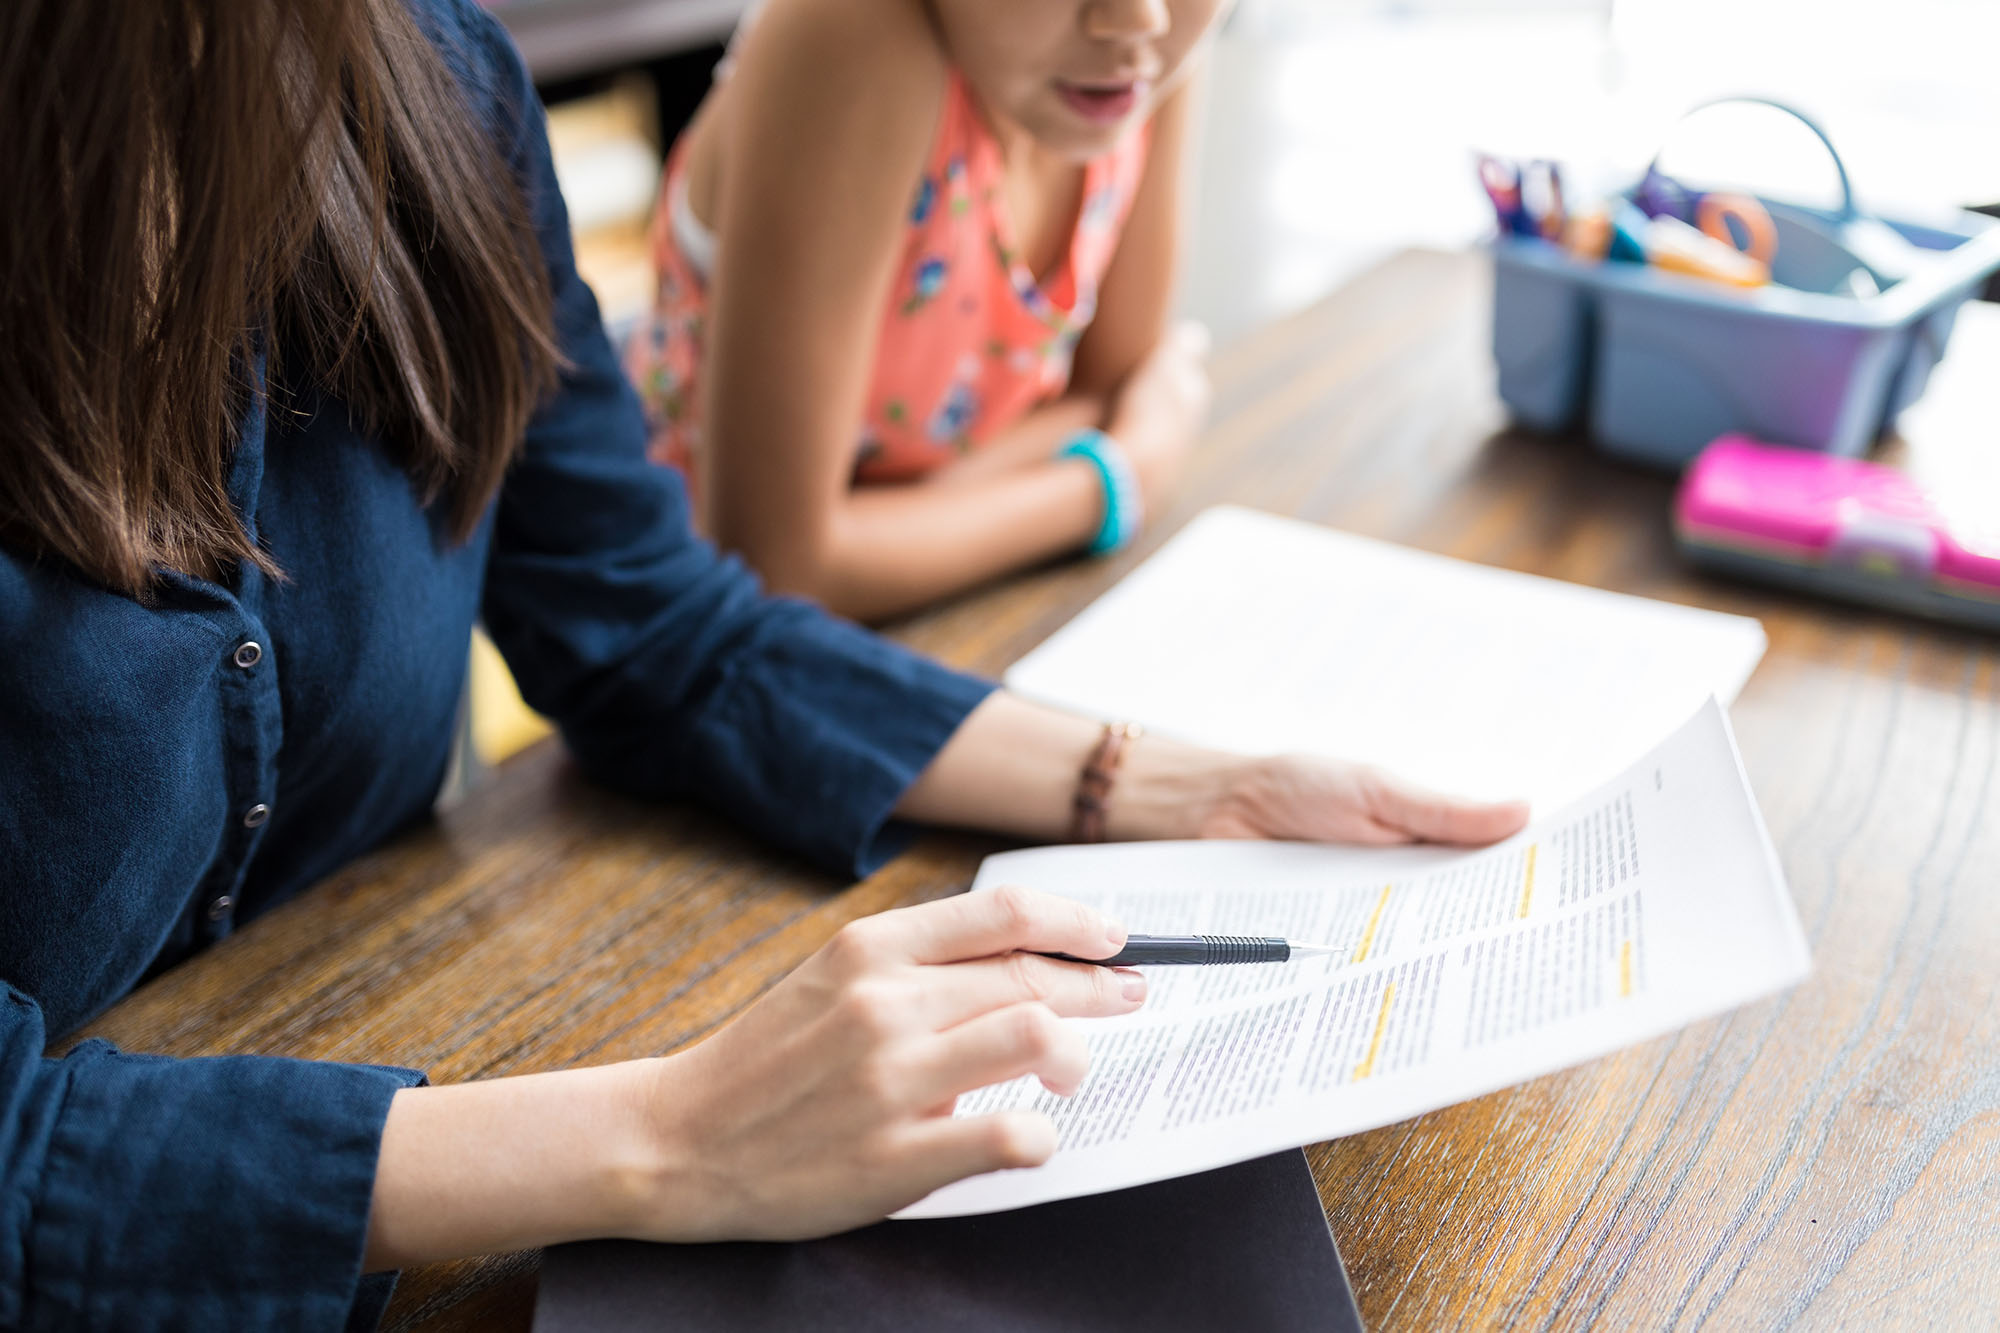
698, 0, 1175, 623
826, 408, 1114, 622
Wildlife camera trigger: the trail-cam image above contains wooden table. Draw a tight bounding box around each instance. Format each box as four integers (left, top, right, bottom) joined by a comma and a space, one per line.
78, 250, 2000, 1329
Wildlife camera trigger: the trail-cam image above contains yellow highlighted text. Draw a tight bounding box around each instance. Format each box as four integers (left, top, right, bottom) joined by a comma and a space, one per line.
1518, 843, 1539, 918
1353, 981, 1396, 1081
1352, 884, 1393, 963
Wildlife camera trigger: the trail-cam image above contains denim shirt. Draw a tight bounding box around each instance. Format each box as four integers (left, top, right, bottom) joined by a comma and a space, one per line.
0, 4, 993, 1327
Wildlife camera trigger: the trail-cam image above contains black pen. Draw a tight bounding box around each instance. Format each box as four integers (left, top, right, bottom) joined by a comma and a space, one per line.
1038, 934, 1343, 967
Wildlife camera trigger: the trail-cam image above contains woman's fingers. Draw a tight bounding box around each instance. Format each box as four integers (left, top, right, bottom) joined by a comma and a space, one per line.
898, 999, 1093, 1109
1363, 770, 1531, 845
873, 884, 1126, 967
920, 951, 1145, 1030
887, 1110, 1060, 1206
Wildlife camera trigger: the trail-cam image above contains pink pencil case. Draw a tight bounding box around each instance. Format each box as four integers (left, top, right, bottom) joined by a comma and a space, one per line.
1675, 436, 2000, 628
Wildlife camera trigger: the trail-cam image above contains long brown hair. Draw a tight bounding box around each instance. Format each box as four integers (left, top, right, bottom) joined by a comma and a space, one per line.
0, 0, 561, 596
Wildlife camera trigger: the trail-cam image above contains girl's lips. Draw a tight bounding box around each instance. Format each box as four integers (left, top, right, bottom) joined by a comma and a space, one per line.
1054, 79, 1147, 125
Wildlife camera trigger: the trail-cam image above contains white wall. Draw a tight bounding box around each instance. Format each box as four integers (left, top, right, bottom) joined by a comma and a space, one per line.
1185, 0, 1996, 339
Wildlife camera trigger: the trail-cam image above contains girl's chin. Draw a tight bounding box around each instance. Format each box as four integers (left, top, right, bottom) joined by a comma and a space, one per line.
1029, 101, 1145, 159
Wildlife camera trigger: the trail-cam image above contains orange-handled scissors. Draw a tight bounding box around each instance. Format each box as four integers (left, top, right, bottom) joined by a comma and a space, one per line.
1696, 192, 1778, 267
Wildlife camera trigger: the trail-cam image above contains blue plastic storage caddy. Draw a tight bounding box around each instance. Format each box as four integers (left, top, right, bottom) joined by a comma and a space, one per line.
1489, 106, 2000, 470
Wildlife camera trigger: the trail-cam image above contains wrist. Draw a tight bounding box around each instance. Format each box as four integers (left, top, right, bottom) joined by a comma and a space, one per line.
1055, 428, 1143, 555
1101, 734, 1256, 841
608, 1054, 705, 1241
365, 1059, 695, 1270
523, 1058, 695, 1246
1106, 395, 1154, 448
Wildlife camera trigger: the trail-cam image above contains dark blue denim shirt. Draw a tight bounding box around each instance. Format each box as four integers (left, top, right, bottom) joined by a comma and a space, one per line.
0, 4, 992, 1327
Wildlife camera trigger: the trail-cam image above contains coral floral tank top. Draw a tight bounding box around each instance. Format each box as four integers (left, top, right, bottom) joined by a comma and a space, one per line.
624, 69, 1152, 490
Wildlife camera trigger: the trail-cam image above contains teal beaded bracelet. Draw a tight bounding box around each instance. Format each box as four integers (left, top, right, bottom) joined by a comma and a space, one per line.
1058, 429, 1142, 556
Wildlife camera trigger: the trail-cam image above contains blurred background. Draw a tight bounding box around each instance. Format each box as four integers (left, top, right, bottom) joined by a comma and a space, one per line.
492, 0, 1998, 343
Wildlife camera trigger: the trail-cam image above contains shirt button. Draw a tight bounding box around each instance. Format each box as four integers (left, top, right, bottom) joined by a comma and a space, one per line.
206, 895, 234, 921
232, 640, 263, 669
242, 803, 271, 829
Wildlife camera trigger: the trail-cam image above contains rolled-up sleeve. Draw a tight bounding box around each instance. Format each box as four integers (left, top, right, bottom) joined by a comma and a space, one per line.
470, 12, 993, 878
0, 986, 423, 1331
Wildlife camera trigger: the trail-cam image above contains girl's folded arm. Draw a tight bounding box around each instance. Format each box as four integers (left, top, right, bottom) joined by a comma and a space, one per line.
822, 434, 1106, 622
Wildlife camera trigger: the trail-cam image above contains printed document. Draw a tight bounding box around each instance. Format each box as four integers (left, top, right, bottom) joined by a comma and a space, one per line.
1004, 506, 1768, 813
899, 700, 1808, 1218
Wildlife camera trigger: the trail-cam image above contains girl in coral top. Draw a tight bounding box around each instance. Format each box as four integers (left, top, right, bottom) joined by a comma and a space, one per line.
624, 0, 1223, 622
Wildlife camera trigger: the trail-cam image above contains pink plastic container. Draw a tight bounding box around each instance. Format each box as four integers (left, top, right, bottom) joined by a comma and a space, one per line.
1675, 436, 2000, 627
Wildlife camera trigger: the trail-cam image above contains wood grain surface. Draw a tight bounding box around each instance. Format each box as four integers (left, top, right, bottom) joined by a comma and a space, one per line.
75, 250, 2000, 1329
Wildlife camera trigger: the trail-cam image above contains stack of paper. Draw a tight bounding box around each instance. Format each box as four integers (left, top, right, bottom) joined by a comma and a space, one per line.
1006, 506, 1769, 812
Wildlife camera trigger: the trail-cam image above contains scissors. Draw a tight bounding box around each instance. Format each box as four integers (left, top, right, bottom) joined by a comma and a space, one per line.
1695, 192, 1778, 266
1479, 155, 1566, 241
1634, 165, 1777, 265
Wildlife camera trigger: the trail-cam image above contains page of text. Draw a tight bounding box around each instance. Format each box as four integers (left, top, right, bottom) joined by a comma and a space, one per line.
898, 700, 1807, 1219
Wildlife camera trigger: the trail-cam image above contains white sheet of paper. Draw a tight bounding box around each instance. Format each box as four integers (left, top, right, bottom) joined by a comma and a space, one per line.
898, 700, 1808, 1219
1004, 506, 1769, 813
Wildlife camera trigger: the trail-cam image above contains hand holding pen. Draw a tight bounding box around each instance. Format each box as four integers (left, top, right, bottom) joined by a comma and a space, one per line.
1041, 934, 1341, 967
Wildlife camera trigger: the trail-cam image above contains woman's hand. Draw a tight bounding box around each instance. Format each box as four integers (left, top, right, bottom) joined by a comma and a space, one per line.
363, 887, 1139, 1270
898, 692, 1529, 850
628, 886, 1145, 1242
1109, 320, 1211, 517
1188, 754, 1531, 846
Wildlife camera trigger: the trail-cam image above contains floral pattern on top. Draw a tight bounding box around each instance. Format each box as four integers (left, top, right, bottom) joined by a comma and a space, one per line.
624, 70, 1152, 494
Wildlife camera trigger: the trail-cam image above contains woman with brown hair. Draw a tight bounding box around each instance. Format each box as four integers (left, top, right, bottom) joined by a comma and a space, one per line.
0, 0, 1526, 1326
